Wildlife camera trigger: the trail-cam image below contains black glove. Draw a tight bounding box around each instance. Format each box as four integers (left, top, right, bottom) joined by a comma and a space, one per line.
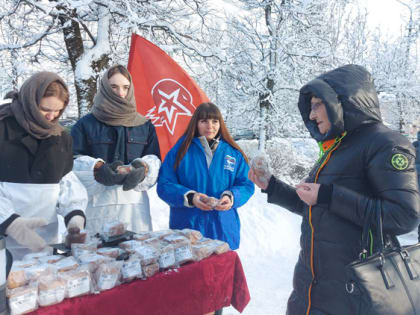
122, 160, 146, 191
94, 161, 127, 186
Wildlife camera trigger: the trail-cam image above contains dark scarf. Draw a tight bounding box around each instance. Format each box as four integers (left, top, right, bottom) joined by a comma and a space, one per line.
91, 68, 147, 127
0, 72, 68, 139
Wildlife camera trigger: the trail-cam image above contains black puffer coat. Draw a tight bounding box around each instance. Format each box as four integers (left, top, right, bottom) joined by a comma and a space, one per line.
264, 65, 420, 315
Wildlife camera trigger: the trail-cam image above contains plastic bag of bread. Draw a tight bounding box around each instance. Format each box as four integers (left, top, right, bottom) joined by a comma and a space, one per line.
158, 244, 176, 269
120, 255, 142, 283
132, 231, 152, 241
53, 256, 79, 273
199, 196, 220, 209
59, 266, 91, 298
180, 229, 203, 244
250, 153, 271, 185
174, 240, 194, 265
142, 237, 162, 249
132, 245, 159, 266
93, 261, 123, 292
24, 264, 56, 282
162, 233, 189, 244
7, 282, 38, 315
7, 260, 38, 289
142, 262, 159, 278
7, 267, 27, 290
37, 255, 63, 265
78, 253, 112, 273
65, 227, 87, 248
38, 274, 66, 307
150, 229, 174, 239
71, 241, 98, 259
97, 247, 121, 259
210, 239, 230, 255
101, 221, 126, 241
118, 240, 142, 253
191, 242, 214, 262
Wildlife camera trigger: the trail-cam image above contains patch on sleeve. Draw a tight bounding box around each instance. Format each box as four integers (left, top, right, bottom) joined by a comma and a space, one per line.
391, 153, 409, 170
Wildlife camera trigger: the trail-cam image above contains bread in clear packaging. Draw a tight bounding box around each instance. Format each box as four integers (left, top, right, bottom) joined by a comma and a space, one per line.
158, 244, 176, 269
121, 255, 142, 283
174, 240, 194, 265
38, 274, 66, 307
7, 282, 38, 315
59, 266, 91, 298
142, 262, 159, 278
94, 261, 123, 292
180, 228, 203, 244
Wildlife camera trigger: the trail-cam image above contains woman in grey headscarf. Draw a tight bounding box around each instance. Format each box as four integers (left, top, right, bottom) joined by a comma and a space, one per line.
71, 65, 161, 234
0, 72, 87, 260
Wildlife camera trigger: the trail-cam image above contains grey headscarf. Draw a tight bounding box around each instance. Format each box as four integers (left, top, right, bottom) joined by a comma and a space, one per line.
91, 67, 147, 127
0, 72, 68, 139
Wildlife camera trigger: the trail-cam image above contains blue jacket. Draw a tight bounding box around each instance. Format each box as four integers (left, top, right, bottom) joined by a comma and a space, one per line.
157, 136, 254, 250
71, 114, 161, 164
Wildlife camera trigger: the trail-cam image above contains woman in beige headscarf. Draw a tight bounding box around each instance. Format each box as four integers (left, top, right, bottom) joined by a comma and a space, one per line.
71, 65, 161, 234
0, 72, 87, 260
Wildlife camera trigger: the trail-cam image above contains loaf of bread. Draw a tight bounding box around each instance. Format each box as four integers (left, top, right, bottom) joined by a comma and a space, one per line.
119, 240, 142, 253
158, 244, 176, 269
174, 240, 194, 265
191, 242, 214, 261
142, 262, 159, 278
94, 261, 123, 292
132, 244, 159, 266
38, 276, 66, 307
59, 267, 91, 298
132, 231, 152, 241
7, 268, 26, 289
199, 196, 220, 208
180, 229, 203, 244
53, 256, 79, 273
37, 255, 64, 264
97, 247, 121, 258
102, 221, 126, 240
7, 283, 38, 315
121, 256, 142, 283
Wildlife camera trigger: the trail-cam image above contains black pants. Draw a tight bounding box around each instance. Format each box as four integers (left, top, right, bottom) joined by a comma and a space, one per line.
215, 309, 223, 315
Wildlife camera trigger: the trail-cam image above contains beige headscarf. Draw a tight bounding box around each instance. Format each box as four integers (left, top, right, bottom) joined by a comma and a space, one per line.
0, 72, 68, 139
91, 67, 147, 127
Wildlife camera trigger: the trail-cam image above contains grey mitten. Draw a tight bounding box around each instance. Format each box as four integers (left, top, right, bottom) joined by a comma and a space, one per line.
94, 161, 127, 186
122, 160, 147, 191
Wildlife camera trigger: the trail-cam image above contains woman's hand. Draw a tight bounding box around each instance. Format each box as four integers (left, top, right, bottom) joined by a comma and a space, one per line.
192, 193, 213, 211
248, 167, 269, 190
295, 183, 320, 206
215, 195, 233, 211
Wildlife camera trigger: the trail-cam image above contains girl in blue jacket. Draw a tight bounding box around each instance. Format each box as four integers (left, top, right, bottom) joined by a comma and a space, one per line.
157, 102, 254, 250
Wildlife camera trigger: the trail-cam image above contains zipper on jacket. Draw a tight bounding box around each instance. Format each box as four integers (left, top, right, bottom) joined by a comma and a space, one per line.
305, 135, 345, 315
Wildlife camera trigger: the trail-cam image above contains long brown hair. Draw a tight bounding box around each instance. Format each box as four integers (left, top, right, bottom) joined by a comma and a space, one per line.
107, 64, 132, 83
174, 102, 248, 169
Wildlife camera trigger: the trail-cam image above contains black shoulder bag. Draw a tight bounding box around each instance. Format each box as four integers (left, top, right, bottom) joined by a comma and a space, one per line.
345, 208, 420, 315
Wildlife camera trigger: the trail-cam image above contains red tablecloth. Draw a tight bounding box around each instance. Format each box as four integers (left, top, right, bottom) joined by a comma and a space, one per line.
29, 251, 250, 315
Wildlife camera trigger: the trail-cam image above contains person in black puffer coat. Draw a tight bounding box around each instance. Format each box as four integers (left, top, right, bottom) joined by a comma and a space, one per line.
248, 65, 420, 315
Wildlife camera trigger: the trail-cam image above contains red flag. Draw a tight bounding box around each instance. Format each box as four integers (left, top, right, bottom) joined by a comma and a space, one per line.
127, 33, 210, 160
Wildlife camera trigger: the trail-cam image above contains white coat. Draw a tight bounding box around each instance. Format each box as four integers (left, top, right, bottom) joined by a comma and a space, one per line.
73, 154, 161, 234
0, 171, 88, 259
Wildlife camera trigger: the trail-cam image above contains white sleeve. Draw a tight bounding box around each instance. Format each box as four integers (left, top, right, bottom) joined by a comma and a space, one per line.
72, 155, 107, 196
133, 154, 161, 192
56, 171, 88, 218
0, 184, 14, 224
